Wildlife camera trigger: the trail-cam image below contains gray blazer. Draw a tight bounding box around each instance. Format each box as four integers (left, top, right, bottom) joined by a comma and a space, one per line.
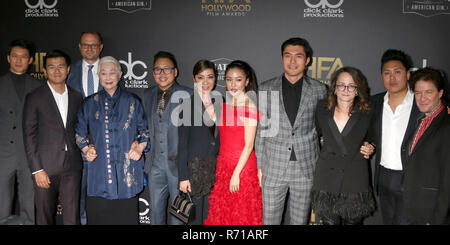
255, 74, 326, 180
0, 72, 41, 170
142, 82, 193, 174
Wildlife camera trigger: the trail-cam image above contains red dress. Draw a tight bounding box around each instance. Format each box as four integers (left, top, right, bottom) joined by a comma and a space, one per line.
204, 103, 263, 225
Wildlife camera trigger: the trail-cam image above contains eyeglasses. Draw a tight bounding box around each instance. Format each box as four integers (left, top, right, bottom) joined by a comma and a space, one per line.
152, 67, 175, 75
80, 43, 101, 49
336, 84, 358, 92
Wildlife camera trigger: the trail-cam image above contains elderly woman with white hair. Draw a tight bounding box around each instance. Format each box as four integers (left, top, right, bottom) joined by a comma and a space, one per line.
75, 56, 149, 225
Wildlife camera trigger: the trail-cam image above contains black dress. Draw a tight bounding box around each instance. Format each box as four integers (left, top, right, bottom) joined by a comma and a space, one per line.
311, 100, 375, 221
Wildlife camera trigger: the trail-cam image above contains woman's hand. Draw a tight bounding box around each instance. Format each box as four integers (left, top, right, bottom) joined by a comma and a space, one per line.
257, 169, 262, 188
128, 141, 144, 161
230, 172, 240, 193
82, 144, 97, 162
179, 180, 191, 193
360, 142, 375, 159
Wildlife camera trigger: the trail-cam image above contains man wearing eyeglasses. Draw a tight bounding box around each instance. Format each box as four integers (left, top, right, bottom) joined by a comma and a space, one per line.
66, 31, 104, 225
67, 31, 104, 99
143, 51, 192, 225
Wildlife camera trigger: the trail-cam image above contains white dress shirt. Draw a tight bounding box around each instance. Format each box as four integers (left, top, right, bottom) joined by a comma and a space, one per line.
82, 59, 100, 96
33, 82, 69, 175
380, 89, 414, 170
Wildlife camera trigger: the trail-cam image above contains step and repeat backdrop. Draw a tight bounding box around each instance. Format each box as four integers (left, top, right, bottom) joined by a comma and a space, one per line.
1, 0, 449, 224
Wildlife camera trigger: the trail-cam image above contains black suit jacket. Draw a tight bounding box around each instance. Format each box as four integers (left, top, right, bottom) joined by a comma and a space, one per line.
402, 109, 450, 224
313, 100, 373, 193
23, 83, 83, 176
0, 72, 42, 169
368, 92, 420, 193
177, 92, 221, 181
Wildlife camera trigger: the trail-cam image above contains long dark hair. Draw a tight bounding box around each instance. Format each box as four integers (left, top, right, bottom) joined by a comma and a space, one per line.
225, 60, 258, 93
326, 66, 371, 114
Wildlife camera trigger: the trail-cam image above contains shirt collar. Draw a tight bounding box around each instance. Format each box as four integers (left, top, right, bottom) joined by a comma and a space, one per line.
82, 59, 99, 70
47, 81, 68, 96
282, 75, 303, 88
383, 88, 414, 106
158, 83, 175, 95
103, 85, 121, 100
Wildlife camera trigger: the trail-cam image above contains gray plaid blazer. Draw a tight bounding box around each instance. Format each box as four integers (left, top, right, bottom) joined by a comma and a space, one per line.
255, 75, 327, 180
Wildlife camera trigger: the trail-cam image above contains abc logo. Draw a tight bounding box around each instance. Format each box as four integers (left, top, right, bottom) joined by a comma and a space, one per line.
304, 0, 344, 8
120, 52, 148, 80
25, 0, 58, 9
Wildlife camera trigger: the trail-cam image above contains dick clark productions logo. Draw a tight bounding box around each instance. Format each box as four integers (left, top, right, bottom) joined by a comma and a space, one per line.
303, 0, 344, 18
24, 0, 59, 17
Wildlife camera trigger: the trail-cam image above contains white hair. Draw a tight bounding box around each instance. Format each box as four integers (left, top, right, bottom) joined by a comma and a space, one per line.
98, 56, 122, 73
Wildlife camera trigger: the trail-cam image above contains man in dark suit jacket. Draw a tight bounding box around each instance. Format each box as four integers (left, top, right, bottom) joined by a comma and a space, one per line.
23, 50, 83, 225
369, 49, 420, 225
143, 51, 192, 225
66, 31, 104, 225
0, 40, 42, 225
401, 67, 450, 224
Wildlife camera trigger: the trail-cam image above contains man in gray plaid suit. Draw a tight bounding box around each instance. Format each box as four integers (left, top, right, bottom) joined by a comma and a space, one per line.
255, 37, 327, 225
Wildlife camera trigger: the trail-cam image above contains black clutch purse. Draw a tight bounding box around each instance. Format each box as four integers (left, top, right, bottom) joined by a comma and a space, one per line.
169, 191, 196, 224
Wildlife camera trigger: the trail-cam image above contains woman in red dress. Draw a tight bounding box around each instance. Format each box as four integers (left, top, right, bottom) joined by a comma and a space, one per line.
205, 60, 262, 225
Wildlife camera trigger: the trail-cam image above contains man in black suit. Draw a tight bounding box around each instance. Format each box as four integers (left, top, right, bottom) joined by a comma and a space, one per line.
401, 67, 450, 224
369, 49, 420, 225
0, 40, 42, 225
23, 50, 83, 225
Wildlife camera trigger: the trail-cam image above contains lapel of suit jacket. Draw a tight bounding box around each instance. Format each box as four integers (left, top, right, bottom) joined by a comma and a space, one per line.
66, 87, 78, 130
408, 109, 445, 158
73, 60, 87, 98
162, 83, 181, 119
44, 83, 66, 129
326, 106, 349, 155
372, 93, 385, 151
402, 100, 420, 149
277, 76, 293, 130
293, 76, 312, 129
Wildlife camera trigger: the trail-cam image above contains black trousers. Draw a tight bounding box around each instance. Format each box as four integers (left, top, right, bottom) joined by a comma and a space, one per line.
187, 193, 210, 225
86, 196, 138, 225
34, 171, 81, 225
378, 166, 404, 225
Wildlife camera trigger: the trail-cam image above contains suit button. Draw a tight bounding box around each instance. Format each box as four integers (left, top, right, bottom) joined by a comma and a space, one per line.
12, 126, 16, 130
9, 111, 13, 114
288, 147, 291, 151
10, 141, 14, 144
291, 133, 295, 136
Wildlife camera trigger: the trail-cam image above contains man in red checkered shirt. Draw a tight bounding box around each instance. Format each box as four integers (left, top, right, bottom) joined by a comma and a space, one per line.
400, 67, 450, 225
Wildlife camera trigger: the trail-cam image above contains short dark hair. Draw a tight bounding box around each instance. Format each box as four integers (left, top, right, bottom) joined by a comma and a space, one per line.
380, 49, 413, 72
80, 31, 103, 44
281, 37, 313, 67
410, 67, 449, 106
153, 51, 178, 71
43, 49, 71, 67
8, 39, 36, 59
